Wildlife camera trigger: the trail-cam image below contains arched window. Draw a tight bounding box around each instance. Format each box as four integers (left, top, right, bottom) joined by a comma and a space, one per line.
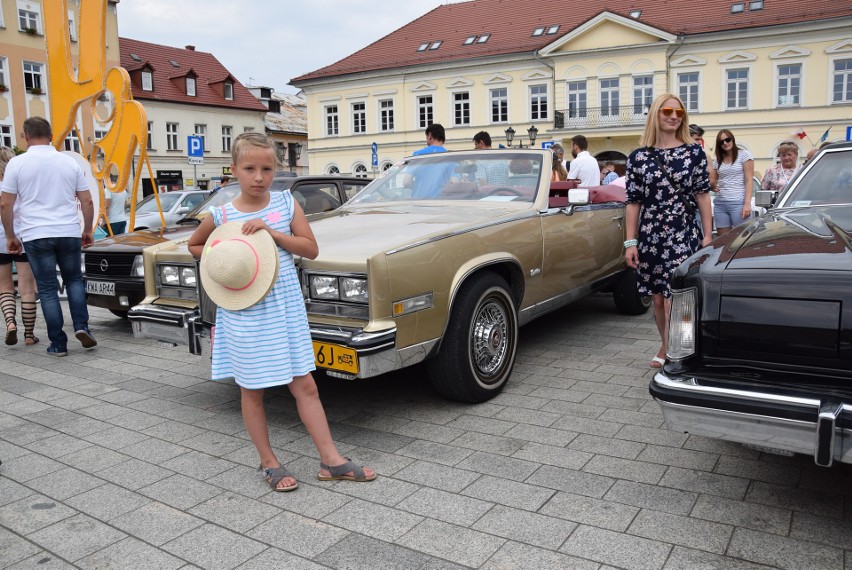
327, 164, 340, 175
353, 163, 368, 178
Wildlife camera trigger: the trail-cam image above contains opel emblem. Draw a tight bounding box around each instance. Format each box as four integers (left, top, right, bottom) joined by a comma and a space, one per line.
100, 259, 109, 272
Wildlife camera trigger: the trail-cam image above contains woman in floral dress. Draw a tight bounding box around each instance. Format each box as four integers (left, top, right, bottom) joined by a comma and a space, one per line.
624, 94, 713, 368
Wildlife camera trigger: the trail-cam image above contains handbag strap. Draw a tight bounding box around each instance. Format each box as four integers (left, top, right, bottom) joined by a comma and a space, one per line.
646, 147, 695, 216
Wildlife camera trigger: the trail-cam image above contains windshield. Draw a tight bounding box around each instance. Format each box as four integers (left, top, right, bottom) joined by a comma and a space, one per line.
782, 151, 852, 207
350, 153, 543, 204
136, 192, 184, 214
185, 180, 294, 219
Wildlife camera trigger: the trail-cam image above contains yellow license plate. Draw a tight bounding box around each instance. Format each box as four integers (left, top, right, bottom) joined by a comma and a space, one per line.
312, 341, 359, 375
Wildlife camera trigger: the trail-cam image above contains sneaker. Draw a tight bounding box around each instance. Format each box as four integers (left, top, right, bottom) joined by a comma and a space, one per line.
47, 344, 68, 357
75, 328, 97, 349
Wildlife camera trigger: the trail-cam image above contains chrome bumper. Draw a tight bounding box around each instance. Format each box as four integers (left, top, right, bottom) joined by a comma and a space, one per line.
651, 371, 852, 467
309, 323, 436, 379
128, 304, 198, 347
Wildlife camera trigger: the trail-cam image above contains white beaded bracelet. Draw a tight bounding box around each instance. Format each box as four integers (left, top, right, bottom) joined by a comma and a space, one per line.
623, 239, 638, 248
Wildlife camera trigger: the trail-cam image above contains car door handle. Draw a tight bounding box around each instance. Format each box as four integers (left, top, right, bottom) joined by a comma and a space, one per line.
611, 215, 624, 229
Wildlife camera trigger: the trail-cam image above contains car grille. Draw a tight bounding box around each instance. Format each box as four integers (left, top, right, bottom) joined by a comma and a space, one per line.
85, 253, 134, 277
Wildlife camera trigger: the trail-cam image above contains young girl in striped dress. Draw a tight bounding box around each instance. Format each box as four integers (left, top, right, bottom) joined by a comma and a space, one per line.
188, 132, 375, 491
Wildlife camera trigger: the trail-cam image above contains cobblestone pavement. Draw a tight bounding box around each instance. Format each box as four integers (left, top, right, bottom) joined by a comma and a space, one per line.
1, 295, 851, 569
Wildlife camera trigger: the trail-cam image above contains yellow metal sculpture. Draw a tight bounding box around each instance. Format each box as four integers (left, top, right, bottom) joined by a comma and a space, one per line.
43, 0, 163, 233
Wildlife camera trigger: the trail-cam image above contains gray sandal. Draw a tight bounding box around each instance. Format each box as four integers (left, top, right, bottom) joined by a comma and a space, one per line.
260, 465, 298, 492
317, 457, 376, 482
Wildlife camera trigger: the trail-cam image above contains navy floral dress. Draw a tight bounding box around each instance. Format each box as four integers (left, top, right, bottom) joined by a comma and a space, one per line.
626, 144, 710, 297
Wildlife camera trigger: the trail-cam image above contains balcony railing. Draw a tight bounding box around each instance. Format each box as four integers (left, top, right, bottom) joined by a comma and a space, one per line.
554, 106, 649, 130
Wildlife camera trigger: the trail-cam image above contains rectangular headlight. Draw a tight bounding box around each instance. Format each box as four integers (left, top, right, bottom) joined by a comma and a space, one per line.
131, 255, 144, 277
310, 276, 339, 300
340, 277, 368, 303
667, 288, 697, 360
180, 267, 196, 287
160, 265, 180, 286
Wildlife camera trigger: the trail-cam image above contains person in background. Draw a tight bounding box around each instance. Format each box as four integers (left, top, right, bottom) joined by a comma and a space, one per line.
712, 129, 754, 236
103, 187, 128, 235
551, 151, 568, 181
0, 147, 37, 347
624, 93, 712, 369
473, 131, 509, 185
413, 123, 447, 155
567, 135, 599, 187
761, 141, 800, 194
602, 162, 618, 185
0, 117, 96, 357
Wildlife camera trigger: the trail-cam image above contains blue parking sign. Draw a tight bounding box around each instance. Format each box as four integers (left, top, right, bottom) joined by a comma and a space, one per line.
541, 141, 555, 149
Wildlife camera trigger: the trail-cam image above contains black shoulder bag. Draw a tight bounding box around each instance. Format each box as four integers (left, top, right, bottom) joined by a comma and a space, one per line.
646, 146, 695, 216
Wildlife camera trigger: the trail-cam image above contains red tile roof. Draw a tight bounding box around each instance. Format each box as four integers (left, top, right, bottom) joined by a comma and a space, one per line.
292, 0, 852, 82
119, 37, 267, 112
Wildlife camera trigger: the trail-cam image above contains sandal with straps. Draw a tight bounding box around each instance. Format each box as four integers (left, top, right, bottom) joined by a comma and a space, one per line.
24, 332, 39, 346
260, 464, 299, 492
317, 457, 377, 482
5, 324, 16, 346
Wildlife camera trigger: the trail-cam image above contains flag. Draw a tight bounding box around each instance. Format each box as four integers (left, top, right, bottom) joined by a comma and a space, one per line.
816, 127, 831, 145
791, 128, 807, 140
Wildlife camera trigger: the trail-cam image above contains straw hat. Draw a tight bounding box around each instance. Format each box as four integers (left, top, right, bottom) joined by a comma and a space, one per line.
200, 221, 279, 310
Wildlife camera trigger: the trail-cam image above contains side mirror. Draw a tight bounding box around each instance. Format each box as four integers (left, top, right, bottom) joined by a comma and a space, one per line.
754, 190, 774, 208
176, 207, 190, 214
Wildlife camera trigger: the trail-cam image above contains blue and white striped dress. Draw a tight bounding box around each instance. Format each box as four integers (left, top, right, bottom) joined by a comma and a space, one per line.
210, 191, 315, 388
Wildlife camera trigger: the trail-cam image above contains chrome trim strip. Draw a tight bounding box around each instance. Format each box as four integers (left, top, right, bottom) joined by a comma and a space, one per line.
653, 371, 821, 409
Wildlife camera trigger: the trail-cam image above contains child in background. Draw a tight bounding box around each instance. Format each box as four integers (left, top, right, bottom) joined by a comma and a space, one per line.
188, 132, 375, 492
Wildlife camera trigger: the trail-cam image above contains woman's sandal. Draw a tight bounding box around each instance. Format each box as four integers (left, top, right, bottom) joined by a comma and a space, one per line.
4, 324, 16, 346
260, 464, 299, 492
650, 356, 666, 369
24, 333, 38, 346
317, 458, 377, 482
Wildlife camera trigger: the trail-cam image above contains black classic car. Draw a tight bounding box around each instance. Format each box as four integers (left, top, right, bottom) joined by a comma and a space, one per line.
84, 176, 369, 318
650, 142, 852, 466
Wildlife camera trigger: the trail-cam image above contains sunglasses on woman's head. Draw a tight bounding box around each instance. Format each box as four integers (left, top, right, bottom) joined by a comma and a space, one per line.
720, 137, 733, 144
660, 107, 685, 118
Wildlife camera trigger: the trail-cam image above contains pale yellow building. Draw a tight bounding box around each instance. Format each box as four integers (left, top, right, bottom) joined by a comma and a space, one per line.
291, 0, 852, 179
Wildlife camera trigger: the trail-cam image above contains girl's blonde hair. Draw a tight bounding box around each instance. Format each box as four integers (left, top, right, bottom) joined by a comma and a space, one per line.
639, 93, 692, 148
0, 147, 15, 180
231, 132, 280, 167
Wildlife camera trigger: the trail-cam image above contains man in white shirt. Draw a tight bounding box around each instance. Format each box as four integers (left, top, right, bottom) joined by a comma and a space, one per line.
567, 135, 600, 187
0, 117, 96, 356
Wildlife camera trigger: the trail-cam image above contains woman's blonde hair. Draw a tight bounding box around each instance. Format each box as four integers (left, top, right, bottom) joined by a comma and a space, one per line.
639, 93, 692, 148
231, 132, 280, 168
0, 147, 15, 180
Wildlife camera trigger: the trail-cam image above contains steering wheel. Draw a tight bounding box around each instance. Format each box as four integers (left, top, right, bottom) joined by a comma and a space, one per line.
487, 186, 525, 197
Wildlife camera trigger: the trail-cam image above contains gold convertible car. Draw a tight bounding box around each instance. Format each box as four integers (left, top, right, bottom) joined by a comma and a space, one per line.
130, 149, 649, 402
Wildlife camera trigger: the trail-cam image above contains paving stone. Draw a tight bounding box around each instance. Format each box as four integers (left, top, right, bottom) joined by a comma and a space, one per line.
162, 523, 267, 569
1, 453, 66, 483
247, 511, 349, 558
1, 422, 61, 445
472, 504, 576, 549
0, 476, 35, 507
28, 513, 126, 562
745, 481, 845, 519
76, 536, 185, 570
444, 413, 516, 435
636, 444, 720, 471
454, 451, 538, 482
24, 433, 95, 459
569, 433, 645, 459
560, 524, 671, 570
140, 420, 208, 443
258, 479, 352, 520
690, 495, 792, 535
392, 460, 481, 493
5, 551, 77, 569
539, 491, 640, 531
320, 470, 419, 507
120, 437, 190, 464
65, 483, 152, 522
25, 466, 106, 502
790, 512, 852, 550
60, 445, 128, 473
109, 501, 205, 546
682, 436, 761, 459
159, 450, 236, 479
397, 487, 493, 526
138, 473, 224, 510
492, 405, 562, 427
461, 475, 555, 511
482, 540, 600, 570
502, 423, 578, 447
395, 518, 505, 568
511, 441, 591, 470
187, 492, 280, 534
0, 526, 41, 567
660, 466, 750, 500
315, 534, 431, 570
322, 498, 423, 542
449, 431, 527, 456
541, 399, 606, 419
94, 458, 174, 491
714, 455, 802, 486
727, 527, 844, 570
663, 546, 777, 569
389, 419, 465, 444
628, 509, 733, 554
207, 464, 276, 499
235, 547, 328, 570
395, 440, 474, 467
82, 425, 151, 450
526, 464, 614, 498
549, 414, 621, 437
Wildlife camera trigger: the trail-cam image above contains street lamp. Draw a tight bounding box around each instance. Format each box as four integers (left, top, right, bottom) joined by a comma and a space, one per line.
505, 125, 539, 148
289, 141, 303, 171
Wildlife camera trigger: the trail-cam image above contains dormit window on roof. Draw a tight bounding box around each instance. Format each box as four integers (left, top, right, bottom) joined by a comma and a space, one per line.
417, 41, 442, 52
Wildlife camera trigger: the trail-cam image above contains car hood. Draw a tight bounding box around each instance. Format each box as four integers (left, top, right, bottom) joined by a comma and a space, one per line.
309, 201, 532, 261
726, 205, 852, 271
85, 224, 197, 253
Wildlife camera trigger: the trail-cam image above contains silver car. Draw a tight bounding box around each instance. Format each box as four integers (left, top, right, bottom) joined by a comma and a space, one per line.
131, 191, 210, 231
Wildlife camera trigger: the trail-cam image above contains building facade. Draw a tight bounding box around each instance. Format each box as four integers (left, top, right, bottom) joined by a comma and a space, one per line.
291, 0, 852, 178
247, 86, 308, 176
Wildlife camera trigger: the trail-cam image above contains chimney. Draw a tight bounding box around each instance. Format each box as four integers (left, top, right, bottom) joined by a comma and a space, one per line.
185, 45, 195, 51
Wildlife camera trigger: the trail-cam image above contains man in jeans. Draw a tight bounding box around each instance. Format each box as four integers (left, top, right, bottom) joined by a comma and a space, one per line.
0, 117, 96, 356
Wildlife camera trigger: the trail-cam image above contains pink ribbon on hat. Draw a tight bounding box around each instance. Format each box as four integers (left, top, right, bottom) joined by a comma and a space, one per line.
210, 238, 261, 291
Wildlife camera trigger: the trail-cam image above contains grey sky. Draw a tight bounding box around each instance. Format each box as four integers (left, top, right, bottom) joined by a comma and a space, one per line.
116, 0, 450, 93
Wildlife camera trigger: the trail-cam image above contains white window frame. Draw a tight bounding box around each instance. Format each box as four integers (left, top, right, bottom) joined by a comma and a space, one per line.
632, 75, 654, 116
829, 56, 852, 105
141, 70, 153, 91
489, 87, 508, 124
353, 163, 368, 178
0, 124, 13, 148
528, 84, 549, 121
194, 124, 207, 150
186, 76, 196, 97
723, 66, 750, 110
22, 61, 44, 93
378, 99, 394, 132
67, 9, 76, 41
417, 95, 434, 128
599, 77, 620, 117
224, 82, 233, 100
325, 105, 339, 136
222, 125, 232, 152
17, 0, 41, 33
166, 122, 179, 151
774, 61, 802, 108
351, 101, 366, 135
146, 121, 154, 150
0, 58, 7, 91
566, 80, 587, 119
63, 132, 81, 153
677, 71, 701, 112
326, 164, 340, 175
451, 91, 470, 126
